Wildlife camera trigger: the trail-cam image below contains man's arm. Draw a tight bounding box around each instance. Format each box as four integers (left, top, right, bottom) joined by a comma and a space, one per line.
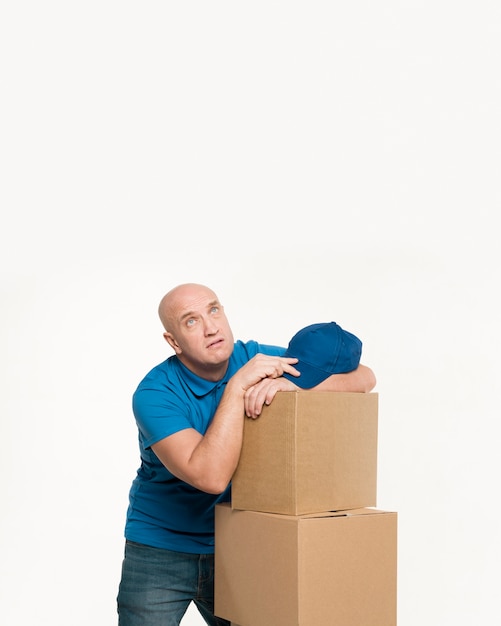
151, 354, 299, 495
313, 364, 376, 393
242, 364, 376, 419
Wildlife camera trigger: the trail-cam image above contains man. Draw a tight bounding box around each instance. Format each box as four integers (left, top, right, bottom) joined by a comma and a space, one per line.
117, 283, 376, 625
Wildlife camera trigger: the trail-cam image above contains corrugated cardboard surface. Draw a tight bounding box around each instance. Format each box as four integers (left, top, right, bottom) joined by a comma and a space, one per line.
231, 391, 378, 515
215, 504, 397, 626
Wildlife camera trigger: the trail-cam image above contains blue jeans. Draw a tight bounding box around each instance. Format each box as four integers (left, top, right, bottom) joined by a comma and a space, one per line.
117, 540, 231, 626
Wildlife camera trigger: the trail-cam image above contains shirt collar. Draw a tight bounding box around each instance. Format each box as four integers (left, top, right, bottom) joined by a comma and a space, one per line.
177, 358, 229, 397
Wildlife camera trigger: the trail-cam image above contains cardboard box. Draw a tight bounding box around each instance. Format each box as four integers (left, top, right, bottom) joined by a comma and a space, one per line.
215, 503, 397, 626
231, 391, 378, 515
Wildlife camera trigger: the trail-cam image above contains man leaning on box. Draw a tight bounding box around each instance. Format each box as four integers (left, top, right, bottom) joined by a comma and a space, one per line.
116, 282, 375, 626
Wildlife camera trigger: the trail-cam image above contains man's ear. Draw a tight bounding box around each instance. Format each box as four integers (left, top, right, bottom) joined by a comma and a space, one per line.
163, 332, 181, 354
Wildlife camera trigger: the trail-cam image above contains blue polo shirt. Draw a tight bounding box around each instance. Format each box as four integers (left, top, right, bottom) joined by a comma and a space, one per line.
124, 339, 285, 553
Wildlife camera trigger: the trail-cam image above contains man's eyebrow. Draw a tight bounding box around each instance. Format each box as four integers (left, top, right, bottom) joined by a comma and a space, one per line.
179, 310, 195, 322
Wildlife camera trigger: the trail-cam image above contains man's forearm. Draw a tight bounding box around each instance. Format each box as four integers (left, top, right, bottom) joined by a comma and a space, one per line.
313, 364, 376, 392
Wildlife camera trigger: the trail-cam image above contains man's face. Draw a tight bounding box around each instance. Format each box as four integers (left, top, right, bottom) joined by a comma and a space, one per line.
165, 285, 235, 379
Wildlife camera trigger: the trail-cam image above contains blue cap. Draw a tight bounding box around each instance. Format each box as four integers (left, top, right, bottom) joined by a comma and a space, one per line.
282, 322, 362, 389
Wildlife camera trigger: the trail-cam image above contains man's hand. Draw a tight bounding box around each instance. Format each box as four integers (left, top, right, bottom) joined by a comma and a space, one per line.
244, 376, 300, 418
229, 353, 300, 395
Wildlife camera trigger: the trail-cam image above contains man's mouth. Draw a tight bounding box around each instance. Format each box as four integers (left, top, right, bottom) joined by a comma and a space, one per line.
207, 338, 224, 349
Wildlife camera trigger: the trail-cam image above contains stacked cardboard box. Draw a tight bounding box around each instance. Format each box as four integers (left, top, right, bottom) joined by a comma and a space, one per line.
215, 391, 397, 626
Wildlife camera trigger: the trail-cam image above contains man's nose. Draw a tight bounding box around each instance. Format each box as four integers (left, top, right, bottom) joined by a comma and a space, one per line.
203, 318, 218, 334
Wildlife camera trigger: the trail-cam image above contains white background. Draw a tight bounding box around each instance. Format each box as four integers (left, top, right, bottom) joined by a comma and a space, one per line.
1, 2, 500, 625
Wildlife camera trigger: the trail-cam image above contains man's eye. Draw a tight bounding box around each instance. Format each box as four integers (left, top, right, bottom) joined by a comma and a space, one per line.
210, 306, 219, 314
186, 319, 196, 327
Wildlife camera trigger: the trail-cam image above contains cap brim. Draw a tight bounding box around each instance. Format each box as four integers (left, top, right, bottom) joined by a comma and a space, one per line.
282, 363, 333, 389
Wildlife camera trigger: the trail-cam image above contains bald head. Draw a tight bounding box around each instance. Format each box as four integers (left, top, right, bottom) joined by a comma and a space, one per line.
158, 283, 219, 332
